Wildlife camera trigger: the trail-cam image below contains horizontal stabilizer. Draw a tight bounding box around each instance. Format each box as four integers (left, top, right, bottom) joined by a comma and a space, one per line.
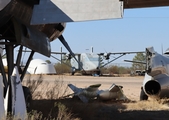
31, 0, 123, 24
68, 84, 81, 94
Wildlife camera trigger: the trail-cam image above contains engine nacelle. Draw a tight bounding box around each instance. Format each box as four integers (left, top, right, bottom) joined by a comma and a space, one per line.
144, 80, 161, 96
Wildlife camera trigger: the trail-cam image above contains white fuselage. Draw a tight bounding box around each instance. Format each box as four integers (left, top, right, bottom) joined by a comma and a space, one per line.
71, 53, 100, 72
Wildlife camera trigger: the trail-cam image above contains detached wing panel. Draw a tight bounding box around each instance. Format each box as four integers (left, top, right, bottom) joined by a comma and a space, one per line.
31, 0, 123, 24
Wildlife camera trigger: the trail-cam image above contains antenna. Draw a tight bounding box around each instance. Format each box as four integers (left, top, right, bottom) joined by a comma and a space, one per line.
161, 44, 163, 55
91, 46, 93, 53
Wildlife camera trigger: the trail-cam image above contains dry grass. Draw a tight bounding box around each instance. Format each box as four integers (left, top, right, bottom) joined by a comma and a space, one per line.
21, 75, 169, 120
123, 99, 169, 111
22, 74, 80, 120
23, 75, 70, 100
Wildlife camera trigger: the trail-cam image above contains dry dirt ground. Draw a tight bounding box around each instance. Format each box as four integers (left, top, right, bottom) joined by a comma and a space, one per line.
23, 75, 169, 120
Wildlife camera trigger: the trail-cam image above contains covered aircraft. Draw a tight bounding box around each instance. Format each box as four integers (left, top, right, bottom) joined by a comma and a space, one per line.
61, 83, 128, 103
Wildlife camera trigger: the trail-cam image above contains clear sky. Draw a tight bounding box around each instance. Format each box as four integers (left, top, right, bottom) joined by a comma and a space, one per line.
23, 6, 169, 66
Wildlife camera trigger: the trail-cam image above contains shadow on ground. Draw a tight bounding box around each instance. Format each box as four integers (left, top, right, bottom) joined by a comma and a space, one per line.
30, 98, 169, 120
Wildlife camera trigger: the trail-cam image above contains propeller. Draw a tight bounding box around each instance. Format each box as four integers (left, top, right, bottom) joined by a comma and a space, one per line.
104, 52, 111, 60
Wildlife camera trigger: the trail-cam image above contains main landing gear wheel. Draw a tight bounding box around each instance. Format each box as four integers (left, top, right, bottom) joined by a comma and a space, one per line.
140, 87, 148, 100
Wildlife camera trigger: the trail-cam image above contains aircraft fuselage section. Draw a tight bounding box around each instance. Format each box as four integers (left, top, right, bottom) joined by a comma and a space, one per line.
143, 47, 169, 99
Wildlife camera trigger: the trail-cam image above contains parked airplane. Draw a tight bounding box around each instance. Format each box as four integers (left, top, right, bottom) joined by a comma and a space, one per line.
51, 48, 144, 75
139, 47, 169, 100
61, 83, 128, 103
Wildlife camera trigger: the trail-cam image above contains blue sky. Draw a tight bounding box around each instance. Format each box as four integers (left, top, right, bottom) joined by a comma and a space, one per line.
24, 6, 169, 66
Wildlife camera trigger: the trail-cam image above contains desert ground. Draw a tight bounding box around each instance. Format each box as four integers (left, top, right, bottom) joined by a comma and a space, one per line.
23, 75, 169, 120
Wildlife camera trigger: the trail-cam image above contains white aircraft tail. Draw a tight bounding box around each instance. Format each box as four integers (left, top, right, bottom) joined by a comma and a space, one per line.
11, 66, 27, 120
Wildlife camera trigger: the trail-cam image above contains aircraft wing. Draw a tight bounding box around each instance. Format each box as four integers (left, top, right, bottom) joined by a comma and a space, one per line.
99, 51, 145, 56
124, 60, 146, 64
31, 0, 123, 24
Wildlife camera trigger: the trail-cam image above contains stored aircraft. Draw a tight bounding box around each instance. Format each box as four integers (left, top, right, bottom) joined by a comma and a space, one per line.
61, 83, 127, 103
0, 0, 169, 118
51, 48, 144, 75
140, 47, 169, 100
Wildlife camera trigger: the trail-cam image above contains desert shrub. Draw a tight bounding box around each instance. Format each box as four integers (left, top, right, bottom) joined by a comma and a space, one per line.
54, 63, 71, 74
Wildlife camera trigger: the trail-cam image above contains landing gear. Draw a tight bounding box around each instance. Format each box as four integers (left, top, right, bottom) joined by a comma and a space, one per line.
71, 67, 76, 75
140, 87, 148, 100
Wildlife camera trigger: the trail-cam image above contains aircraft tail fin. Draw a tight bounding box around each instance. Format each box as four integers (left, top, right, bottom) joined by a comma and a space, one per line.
68, 84, 89, 103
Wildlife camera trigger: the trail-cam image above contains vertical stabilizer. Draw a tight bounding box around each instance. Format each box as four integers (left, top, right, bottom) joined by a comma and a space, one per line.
11, 66, 27, 120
